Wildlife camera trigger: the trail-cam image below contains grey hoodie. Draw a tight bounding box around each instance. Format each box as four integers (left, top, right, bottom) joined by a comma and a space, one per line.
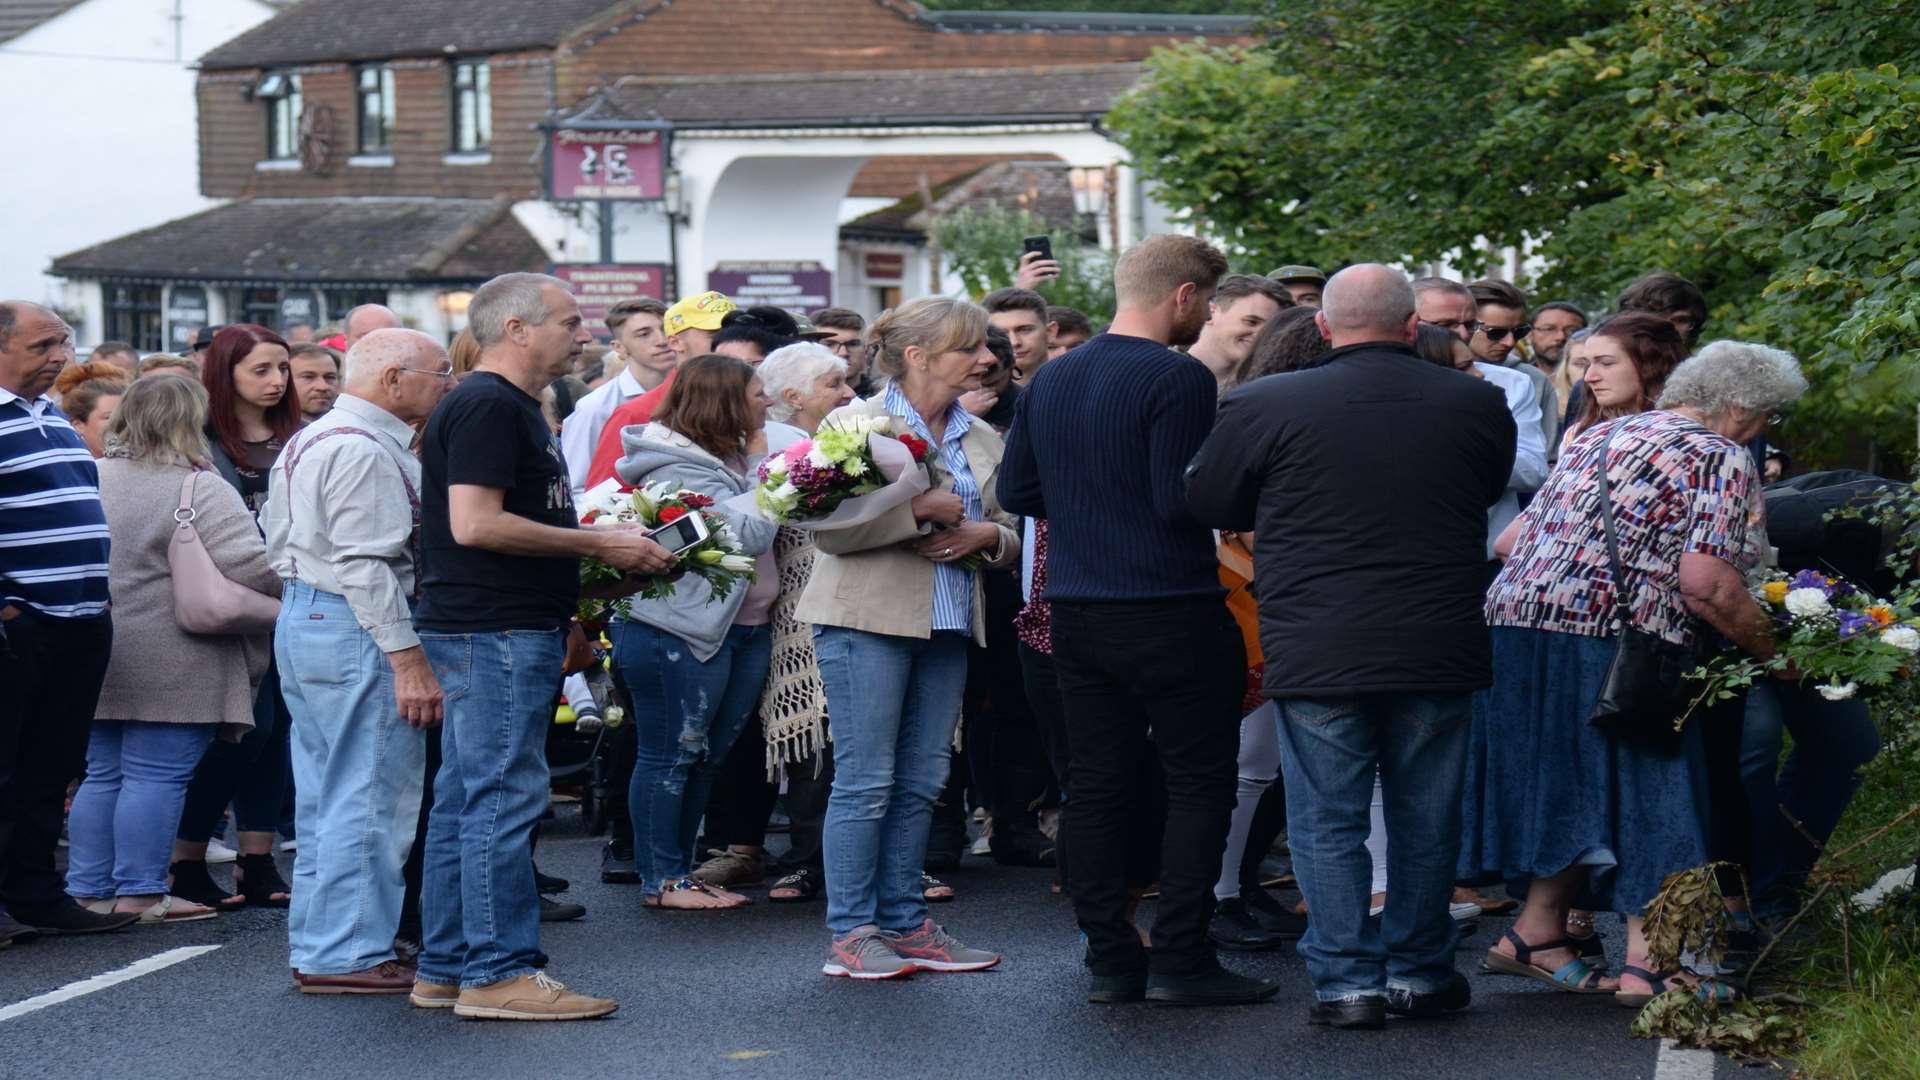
613, 423, 777, 661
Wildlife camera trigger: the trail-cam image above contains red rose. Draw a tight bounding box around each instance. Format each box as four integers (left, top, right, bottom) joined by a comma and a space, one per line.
898, 433, 931, 461
680, 492, 715, 509
658, 505, 688, 524
581, 509, 602, 524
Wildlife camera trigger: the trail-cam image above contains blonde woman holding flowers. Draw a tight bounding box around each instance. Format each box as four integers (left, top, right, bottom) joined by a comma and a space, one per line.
796, 298, 1020, 978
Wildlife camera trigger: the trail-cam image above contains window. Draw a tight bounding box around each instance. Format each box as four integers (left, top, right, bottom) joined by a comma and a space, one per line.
104, 284, 164, 352
356, 65, 395, 154
451, 60, 491, 152
323, 288, 388, 321
262, 72, 303, 160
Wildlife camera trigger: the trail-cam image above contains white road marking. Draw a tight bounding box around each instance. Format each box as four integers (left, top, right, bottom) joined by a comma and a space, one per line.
1654, 1037, 1718, 1080
0, 945, 221, 1023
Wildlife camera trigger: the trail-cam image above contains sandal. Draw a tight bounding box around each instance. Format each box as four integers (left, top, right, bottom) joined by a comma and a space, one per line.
1456, 885, 1520, 915
168, 859, 243, 910
1483, 929, 1613, 993
921, 872, 955, 904
643, 878, 744, 910
1614, 965, 1740, 1009
768, 868, 822, 904
690, 848, 767, 888
127, 895, 218, 924
234, 853, 291, 908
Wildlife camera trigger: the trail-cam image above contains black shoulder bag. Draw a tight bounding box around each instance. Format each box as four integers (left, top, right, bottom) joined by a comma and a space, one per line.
1586, 423, 1699, 749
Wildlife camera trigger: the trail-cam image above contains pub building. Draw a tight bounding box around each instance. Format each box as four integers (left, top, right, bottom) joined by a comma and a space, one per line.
48, 0, 1242, 347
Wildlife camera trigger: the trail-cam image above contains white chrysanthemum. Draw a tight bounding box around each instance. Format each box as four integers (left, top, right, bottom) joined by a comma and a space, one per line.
1880, 625, 1920, 653
1817, 681, 1859, 701
1784, 588, 1832, 618
843, 455, 868, 477
773, 481, 799, 502
806, 446, 835, 469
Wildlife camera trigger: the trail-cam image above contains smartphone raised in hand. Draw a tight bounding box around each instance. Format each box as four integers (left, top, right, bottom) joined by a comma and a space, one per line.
1021, 235, 1054, 264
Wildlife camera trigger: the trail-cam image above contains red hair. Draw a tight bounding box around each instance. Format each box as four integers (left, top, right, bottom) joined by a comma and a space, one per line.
201, 324, 300, 464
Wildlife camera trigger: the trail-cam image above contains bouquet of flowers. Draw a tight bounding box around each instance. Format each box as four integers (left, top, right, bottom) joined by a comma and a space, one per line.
575, 478, 756, 624
1684, 568, 1920, 723
752, 414, 933, 527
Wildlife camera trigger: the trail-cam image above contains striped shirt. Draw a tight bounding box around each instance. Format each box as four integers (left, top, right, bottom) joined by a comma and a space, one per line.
0, 389, 111, 618
883, 381, 979, 634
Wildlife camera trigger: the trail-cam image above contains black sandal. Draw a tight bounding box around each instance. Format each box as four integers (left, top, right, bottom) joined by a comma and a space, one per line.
768, 867, 822, 904
233, 853, 291, 908
168, 859, 243, 910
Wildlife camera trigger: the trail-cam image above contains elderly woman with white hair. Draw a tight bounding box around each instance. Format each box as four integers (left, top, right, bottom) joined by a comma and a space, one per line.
688, 342, 855, 899
1468, 340, 1807, 1009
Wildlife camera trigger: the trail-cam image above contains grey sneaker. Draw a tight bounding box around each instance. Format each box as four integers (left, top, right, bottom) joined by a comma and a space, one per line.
822, 929, 915, 980
882, 919, 1001, 972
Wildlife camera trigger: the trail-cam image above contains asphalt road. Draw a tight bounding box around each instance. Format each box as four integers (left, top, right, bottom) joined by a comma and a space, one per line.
0, 817, 1734, 1080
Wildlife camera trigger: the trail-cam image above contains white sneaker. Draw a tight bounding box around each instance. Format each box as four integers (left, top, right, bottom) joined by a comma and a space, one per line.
969, 834, 992, 857
1449, 901, 1482, 923
206, 840, 238, 864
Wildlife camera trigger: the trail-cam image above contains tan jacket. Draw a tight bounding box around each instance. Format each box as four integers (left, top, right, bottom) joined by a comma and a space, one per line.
794, 396, 1020, 646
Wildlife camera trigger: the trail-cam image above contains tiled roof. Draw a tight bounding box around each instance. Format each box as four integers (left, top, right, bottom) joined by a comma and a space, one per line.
579, 62, 1143, 129
843, 160, 1094, 241
197, 0, 624, 68
848, 154, 1030, 199
49, 197, 549, 284
0, 0, 85, 44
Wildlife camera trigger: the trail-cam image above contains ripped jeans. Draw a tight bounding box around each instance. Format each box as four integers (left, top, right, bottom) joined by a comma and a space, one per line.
613, 620, 771, 895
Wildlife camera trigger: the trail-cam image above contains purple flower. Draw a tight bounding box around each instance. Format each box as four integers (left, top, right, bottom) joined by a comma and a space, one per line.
1837, 611, 1874, 639
1790, 569, 1835, 596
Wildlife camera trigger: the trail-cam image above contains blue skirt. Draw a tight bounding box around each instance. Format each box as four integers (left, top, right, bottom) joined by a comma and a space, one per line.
1458, 627, 1711, 915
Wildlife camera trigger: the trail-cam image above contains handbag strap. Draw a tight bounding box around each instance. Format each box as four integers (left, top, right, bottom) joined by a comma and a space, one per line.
174, 469, 200, 523
1593, 421, 1635, 631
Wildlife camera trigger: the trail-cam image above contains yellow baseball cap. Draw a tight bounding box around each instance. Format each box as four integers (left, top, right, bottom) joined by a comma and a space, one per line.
664, 291, 736, 335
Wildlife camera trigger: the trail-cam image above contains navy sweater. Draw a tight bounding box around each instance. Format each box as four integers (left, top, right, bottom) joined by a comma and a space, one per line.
997, 334, 1221, 602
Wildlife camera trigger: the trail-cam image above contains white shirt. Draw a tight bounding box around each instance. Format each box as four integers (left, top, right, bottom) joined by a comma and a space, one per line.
560, 366, 647, 501
1475, 362, 1548, 559
262, 394, 423, 653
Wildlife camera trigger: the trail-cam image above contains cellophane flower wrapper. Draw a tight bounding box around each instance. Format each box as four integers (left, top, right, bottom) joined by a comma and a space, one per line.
739, 414, 932, 530
575, 479, 756, 624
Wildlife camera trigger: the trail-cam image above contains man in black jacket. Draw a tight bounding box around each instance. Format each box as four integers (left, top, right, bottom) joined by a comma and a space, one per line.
1186, 264, 1515, 1030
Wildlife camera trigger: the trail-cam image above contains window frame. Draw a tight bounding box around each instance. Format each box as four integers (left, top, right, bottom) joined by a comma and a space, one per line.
104, 283, 165, 353
355, 64, 396, 155
263, 71, 303, 161
450, 59, 492, 153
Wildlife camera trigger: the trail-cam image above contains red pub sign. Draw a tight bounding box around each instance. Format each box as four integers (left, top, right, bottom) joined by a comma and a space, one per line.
547, 128, 667, 201
551, 263, 669, 339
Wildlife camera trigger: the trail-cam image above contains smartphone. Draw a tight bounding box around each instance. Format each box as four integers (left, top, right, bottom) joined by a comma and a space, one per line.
646, 512, 711, 556
1021, 234, 1054, 263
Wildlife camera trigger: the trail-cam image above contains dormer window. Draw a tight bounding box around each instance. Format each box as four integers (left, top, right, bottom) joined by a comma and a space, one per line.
451, 60, 491, 152
259, 71, 303, 160
357, 65, 396, 153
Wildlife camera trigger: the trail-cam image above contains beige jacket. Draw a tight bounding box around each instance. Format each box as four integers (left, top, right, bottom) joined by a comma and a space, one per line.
794, 396, 1020, 646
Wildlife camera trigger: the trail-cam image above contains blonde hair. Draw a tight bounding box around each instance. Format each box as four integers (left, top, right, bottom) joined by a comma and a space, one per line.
867, 297, 988, 382
448, 328, 483, 375
102, 371, 212, 466
1114, 234, 1229, 309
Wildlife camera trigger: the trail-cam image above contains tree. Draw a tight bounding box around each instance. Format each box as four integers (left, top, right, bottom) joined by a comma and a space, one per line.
932, 203, 1116, 323
1106, 0, 1920, 467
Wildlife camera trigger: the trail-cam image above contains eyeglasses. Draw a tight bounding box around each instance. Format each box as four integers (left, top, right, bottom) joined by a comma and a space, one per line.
1474, 322, 1532, 341
1422, 318, 1472, 332
400, 365, 455, 380
1768, 410, 1789, 427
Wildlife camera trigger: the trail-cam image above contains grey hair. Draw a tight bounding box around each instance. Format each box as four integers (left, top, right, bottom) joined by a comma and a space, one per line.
341, 328, 444, 384
102, 370, 211, 467
468, 273, 569, 347
1655, 340, 1808, 417
1321, 264, 1416, 334
1409, 276, 1473, 303
0, 301, 15, 349
757, 342, 846, 422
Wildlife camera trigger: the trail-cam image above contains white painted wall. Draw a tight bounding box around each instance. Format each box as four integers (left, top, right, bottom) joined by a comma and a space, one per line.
0, 0, 278, 313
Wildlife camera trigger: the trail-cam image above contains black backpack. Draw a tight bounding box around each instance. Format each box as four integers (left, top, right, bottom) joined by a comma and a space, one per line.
1763, 470, 1904, 595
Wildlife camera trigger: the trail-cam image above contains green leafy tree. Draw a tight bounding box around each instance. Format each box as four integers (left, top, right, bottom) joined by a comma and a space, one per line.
931, 203, 1116, 323
1107, 0, 1920, 467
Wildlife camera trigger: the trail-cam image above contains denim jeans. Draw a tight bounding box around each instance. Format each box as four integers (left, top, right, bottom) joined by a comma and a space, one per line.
612, 621, 771, 893
1276, 693, 1471, 1001
1, 608, 112, 913
816, 626, 968, 935
1740, 681, 1881, 919
1050, 598, 1242, 978
415, 626, 564, 989
277, 583, 428, 975
177, 659, 292, 839
65, 720, 214, 898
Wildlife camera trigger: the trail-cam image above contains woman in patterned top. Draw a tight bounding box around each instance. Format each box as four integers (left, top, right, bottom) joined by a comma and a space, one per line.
1466, 341, 1806, 1007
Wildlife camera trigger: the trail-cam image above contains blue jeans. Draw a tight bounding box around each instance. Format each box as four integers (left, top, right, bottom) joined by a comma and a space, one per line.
1276, 694, 1471, 1001
65, 720, 214, 898
415, 626, 564, 989
816, 627, 968, 935
1740, 681, 1880, 919
277, 583, 427, 975
612, 621, 771, 893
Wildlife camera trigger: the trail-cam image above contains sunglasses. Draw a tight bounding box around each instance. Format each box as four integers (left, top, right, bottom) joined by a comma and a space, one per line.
1475, 321, 1532, 341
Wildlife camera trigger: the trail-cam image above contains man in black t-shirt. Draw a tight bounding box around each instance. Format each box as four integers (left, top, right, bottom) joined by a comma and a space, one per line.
412, 273, 672, 1022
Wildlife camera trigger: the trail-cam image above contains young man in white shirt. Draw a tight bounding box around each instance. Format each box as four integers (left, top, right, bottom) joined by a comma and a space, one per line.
559, 298, 672, 501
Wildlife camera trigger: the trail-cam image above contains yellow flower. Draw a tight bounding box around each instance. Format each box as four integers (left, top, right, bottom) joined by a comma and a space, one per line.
1762, 581, 1790, 606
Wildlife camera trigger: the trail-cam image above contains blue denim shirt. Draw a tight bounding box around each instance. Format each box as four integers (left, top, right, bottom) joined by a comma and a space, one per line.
883, 381, 979, 634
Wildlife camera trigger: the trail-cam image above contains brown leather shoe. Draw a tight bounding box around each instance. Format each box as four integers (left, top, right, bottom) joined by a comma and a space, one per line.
453, 972, 617, 1021
297, 960, 415, 995
410, 979, 459, 1009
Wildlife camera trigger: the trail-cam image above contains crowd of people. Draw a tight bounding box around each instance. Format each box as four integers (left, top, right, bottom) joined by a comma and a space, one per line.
0, 230, 1881, 1030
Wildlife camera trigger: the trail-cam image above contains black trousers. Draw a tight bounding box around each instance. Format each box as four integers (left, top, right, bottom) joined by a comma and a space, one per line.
702, 718, 779, 851
777, 746, 833, 873
1051, 597, 1244, 978
177, 660, 292, 840
0, 608, 112, 914
966, 572, 1053, 855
